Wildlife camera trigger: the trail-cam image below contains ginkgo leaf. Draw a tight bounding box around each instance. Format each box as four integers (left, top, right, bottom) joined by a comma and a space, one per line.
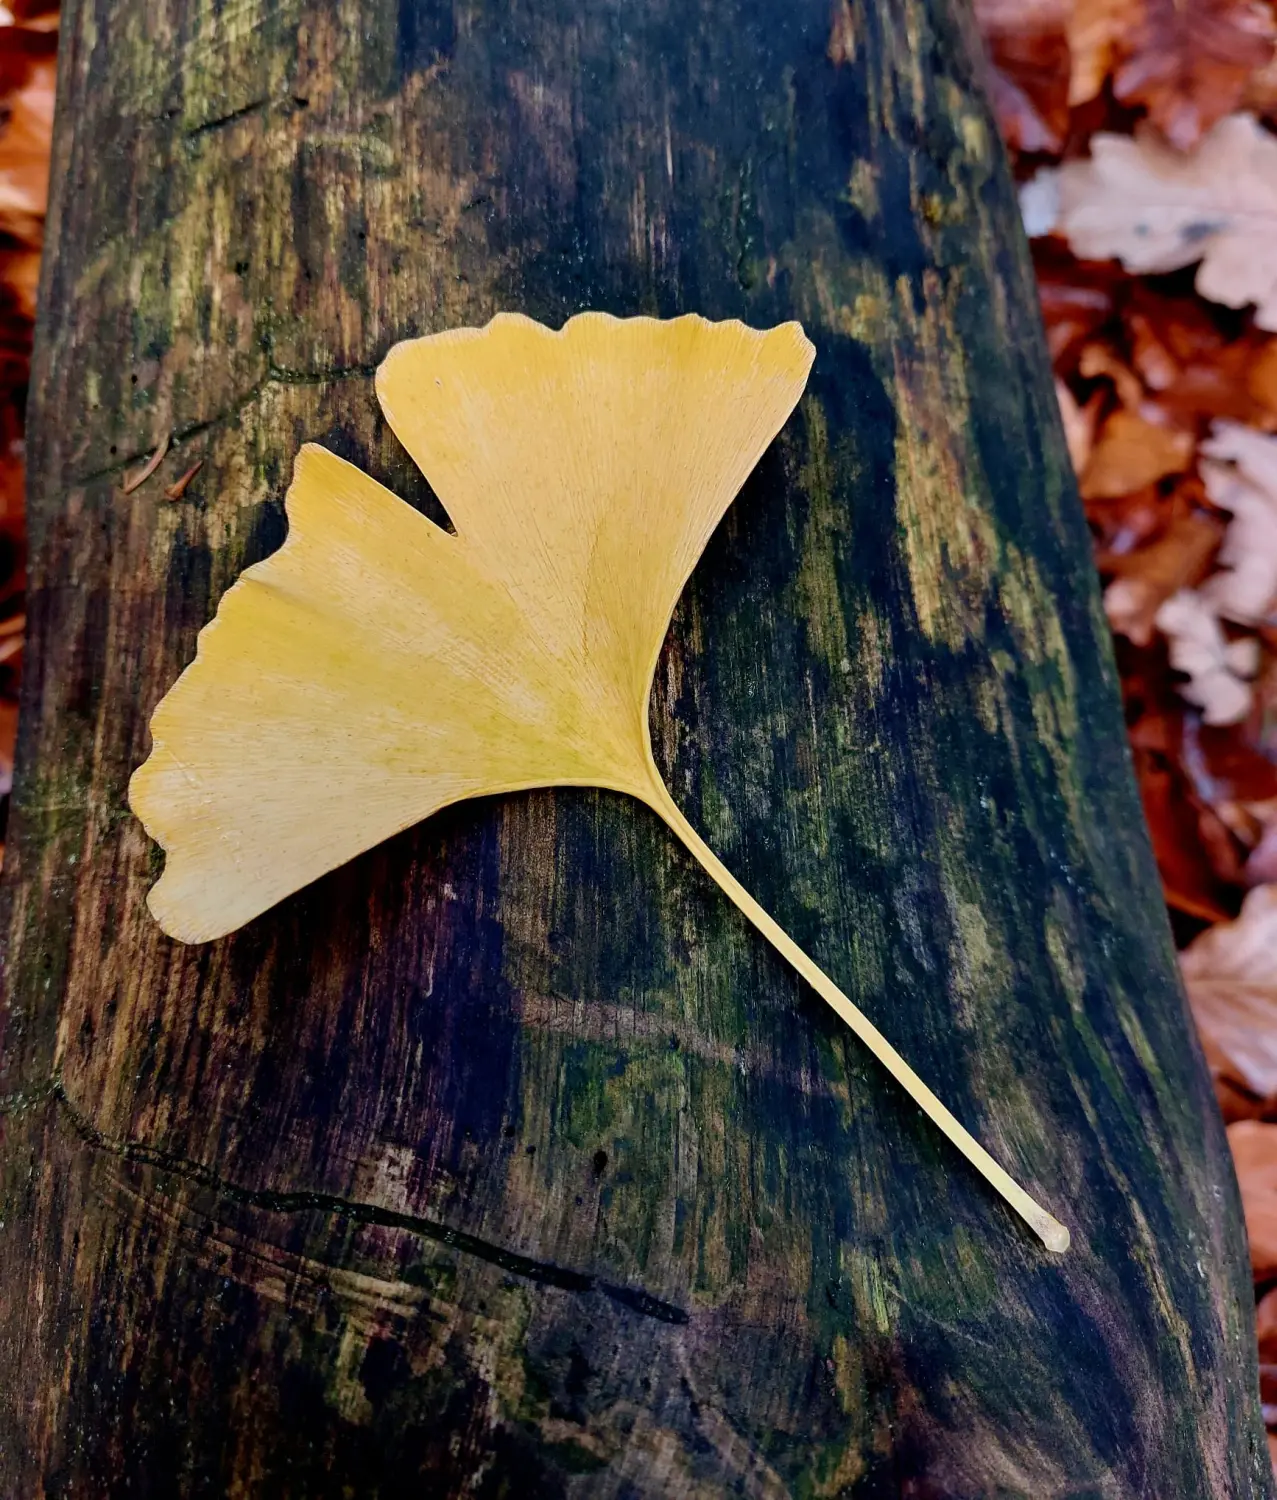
134, 313, 812, 935
1036, 113, 1277, 331
130, 310, 1069, 1254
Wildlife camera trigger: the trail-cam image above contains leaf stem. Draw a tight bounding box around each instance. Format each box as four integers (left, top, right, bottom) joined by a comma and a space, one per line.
639, 767, 1070, 1254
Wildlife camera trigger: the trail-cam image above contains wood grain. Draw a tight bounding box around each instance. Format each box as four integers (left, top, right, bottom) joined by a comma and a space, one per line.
0, 0, 1270, 1492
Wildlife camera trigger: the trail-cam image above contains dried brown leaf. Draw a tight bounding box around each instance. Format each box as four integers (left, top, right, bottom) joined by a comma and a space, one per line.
0, 610, 22, 666
1242, 46, 1277, 119
1103, 511, 1221, 645
1183, 886, 1277, 1095
1056, 378, 1100, 473
1032, 247, 1122, 366
1155, 588, 1260, 724
1136, 748, 1238, 921
1154, 335, 1277, 427
1183, 715, 1277, 808
1248, 340, 1277, 420
1080, 407, 1194, 498
0, 694, 15, 800
1087, 483, 1168, 554
5, 0, 60, 21
1078, 341, 1146, 410
1112, 0, 1275, 151
0, 53, 54, 245
976, 0, 1074, 155
1054, 115, 1277, 330
1126, 314, 1180, 391
0, 247, 40, 324
1068, 0, 1138, 106
0, 446, 22, 533
1199, 423, 1277, 624
1228, 1118, 1277, 1276
1248, 819, 1277, 885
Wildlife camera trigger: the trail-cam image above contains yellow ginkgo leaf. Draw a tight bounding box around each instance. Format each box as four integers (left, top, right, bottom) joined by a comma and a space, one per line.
129, 310, 1069, 1254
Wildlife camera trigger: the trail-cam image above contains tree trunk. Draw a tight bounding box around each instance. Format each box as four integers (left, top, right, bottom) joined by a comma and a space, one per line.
0, 0, 1269, 1493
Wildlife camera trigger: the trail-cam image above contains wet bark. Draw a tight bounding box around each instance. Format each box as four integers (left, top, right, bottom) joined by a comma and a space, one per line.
0, 0, 1270, 1494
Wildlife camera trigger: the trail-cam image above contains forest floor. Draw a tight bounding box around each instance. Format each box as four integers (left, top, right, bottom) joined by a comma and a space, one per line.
0, 0, 51, 853
4, 0, 1277, 1467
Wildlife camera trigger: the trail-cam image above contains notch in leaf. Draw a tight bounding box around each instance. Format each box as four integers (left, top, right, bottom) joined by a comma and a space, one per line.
129, 311, 1069, 1254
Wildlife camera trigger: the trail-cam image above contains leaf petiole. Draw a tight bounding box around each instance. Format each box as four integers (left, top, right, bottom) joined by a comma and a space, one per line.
638, 760, 1071, 1255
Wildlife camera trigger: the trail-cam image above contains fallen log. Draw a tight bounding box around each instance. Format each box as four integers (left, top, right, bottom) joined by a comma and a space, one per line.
0, 0, 1269, 1492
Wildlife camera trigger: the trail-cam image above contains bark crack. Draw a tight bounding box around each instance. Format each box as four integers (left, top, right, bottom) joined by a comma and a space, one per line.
68, 360, 381, 488
6, 1080, 690, 1326
184, 98, 270, 139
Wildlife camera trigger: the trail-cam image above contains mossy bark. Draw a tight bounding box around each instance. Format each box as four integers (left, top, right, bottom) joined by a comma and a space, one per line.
0, 0, 1269, 1493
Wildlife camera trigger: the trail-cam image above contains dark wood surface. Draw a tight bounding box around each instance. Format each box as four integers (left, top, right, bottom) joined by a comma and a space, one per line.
1, 0, 1270, 1493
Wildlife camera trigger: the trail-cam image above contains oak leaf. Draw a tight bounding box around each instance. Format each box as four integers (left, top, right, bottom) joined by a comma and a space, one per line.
1121, 285, 1229, 386
1038, 0, 1275, 139
1079, 407, 1193, 498
1110, 0, 1275, 150
129, 312, 1069, 1253
1102, 509, 1221, 646
1242, 45, 1277, 118
0, 53, 53, 246
1019, 168, 1062, 241
1227, 1118, 1277, 1276
1031, 249, 1120, 363
1055, 378, 1101, 473
1068, 0, 1137, 107
0, 246, 39, 321
1133, 742, 1237, 923
1246, 817, 1277, 885
1154, 587, 1259, 724
0, 695, 15, 799
1153, 331, 1277, 427
974, 0, 1072, 155
1183, 885, 1277, 1097
1199, 422, 1277, 624
1046, 114, 1277, 331
1077, 341, 1146, 411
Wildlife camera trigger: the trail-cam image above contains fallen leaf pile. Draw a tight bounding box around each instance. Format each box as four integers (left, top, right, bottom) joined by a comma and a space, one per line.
0, 0, 55, 865
977, 0, 1277, 1458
